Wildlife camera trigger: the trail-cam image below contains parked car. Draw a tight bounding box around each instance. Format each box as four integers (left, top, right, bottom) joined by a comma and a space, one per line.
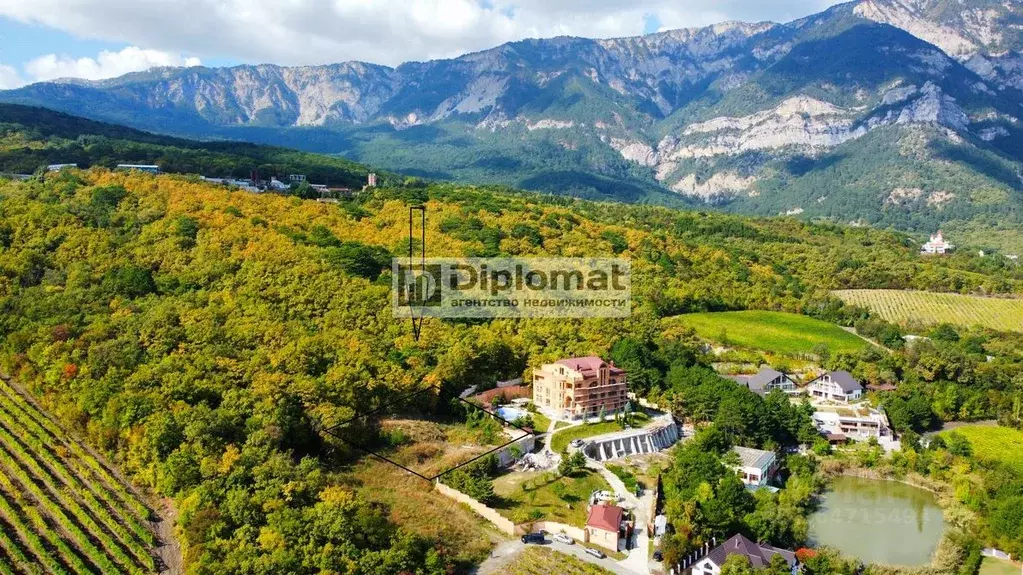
553, 533, 573, 544
570, 439, 585, 448
653, 550, 663, 561
521, 533, 545, 544
584, 547, 606, 559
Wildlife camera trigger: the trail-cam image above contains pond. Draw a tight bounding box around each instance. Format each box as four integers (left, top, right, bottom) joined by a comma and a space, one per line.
808, 475, 947, 566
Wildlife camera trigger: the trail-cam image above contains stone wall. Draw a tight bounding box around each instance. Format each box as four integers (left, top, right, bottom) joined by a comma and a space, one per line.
434, 481, 517, 535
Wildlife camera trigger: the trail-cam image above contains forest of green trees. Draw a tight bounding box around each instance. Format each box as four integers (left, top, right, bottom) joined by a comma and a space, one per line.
1, 168, 1023, 573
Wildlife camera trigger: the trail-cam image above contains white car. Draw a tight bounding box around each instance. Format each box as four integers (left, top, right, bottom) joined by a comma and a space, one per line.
553, 533, 574, 545
584, 547, 606, 559
570, 439, 585, 448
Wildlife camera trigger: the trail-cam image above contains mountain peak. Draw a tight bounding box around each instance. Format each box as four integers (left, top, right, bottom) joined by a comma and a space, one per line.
854, 0, 1023, 58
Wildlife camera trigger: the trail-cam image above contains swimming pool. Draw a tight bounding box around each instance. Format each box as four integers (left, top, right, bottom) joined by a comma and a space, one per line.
495, 406, 528, 422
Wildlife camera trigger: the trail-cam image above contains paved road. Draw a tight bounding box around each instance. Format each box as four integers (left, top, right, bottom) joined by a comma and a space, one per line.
475, 537, 637, 575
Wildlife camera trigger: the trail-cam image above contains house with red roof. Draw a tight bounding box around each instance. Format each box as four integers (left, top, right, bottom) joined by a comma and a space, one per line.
585, 504, 623, 552
532, 356, 628, 420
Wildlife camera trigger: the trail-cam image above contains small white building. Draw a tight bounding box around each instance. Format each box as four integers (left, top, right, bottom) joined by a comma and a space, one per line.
731, 446, 777, 487
808, 371, 862, 403
921, 231, 953, 255
46, 163, 77, 171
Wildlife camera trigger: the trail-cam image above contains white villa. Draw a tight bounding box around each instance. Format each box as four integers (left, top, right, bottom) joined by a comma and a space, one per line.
808, 371, 863, 403
731, 446, 778, 487
921, 231, 953, 255
813, 405, 894, 442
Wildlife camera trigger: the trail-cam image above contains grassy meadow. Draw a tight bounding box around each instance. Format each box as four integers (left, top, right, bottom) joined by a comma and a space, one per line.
665, 311, 869, 356
833, 290, 1023, 332
502, 547, 614, 574
941, 425, 1023, 474
979, 556, 1021, 575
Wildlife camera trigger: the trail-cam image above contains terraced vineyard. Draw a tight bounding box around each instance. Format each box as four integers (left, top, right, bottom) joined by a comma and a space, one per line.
0, 377, 159, 574
833, 290, 1023, 333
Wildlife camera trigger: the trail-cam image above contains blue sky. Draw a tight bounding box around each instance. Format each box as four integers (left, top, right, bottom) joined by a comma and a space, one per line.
0, 0, 840, 89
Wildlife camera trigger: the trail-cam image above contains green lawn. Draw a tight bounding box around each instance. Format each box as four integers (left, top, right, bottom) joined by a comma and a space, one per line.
666, 311, 869, 356
530, 411, 552, 434
941, 425, 1023, 474
980, 557, 1021, 575
492, 469, 611, 526
549, 412, 651, 453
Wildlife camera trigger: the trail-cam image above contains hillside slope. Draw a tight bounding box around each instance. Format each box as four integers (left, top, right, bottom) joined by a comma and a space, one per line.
2, 1, 1023, 245
1, 169, 1022, 572
0, 104, 387, 188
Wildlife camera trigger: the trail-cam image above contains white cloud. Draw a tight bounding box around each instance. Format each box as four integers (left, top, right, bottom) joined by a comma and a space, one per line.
0, 63, 24, 89
0, 0, 841, 69
24, 47, 201, 82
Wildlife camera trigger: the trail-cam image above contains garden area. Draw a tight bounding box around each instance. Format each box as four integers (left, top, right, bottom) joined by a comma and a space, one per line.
491, 467, 611, 526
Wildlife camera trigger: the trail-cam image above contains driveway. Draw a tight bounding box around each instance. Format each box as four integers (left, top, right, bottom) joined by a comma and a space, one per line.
475, 537, 639, 575
586, 460, 652, 575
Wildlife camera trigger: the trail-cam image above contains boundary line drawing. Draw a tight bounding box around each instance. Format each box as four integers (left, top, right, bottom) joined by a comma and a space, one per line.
407, 205, 426, 342
320, 383, 538, 482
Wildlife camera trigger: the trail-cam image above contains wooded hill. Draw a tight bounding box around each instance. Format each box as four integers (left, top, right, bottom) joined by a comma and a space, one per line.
0, 103, 386, 189
0, 169, 1021, 573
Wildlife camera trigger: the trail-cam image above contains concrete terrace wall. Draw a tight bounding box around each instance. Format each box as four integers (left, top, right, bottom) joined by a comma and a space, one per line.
434, 481, 517, 535
584, 419, 681, 462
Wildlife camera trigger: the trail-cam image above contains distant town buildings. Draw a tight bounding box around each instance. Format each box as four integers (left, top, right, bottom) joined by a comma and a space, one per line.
116, 164, 160, 174
807, 371, 863, 403
532, 356, 628, 420
585, 503, 624, 552
199, 176, 260, 193
367, 173, 378, 187
289, 174, 306, 183
731, 446, 778, 487
691, 533, 797, 574
921, 231, 953, 255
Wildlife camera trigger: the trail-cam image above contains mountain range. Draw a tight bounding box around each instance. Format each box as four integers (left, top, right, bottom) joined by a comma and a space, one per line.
4, 0, 1023, 250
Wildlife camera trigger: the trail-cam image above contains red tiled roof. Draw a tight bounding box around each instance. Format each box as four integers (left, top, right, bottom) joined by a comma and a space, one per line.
586, 504, 623, 532
556, 356, 625, 375
471, 385, 530, 405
